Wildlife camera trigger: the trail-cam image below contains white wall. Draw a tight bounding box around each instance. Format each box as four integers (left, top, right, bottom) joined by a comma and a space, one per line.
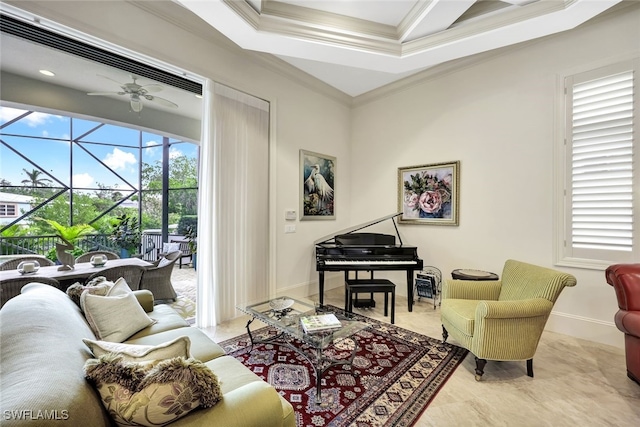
5, 0, 352, 300
350, 6, 640, 348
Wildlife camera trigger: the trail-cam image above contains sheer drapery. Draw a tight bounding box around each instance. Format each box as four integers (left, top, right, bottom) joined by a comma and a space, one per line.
196, 80, 270, 327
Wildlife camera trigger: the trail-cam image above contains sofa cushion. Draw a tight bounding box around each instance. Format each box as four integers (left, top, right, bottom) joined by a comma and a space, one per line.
84, 354, 222, 427
66, 276, 113, 307
127, 304, 190, 340
125, 327, 226, 363
81, 290, 155, 342
0, 284, 112, 427
83, 335, 191, 362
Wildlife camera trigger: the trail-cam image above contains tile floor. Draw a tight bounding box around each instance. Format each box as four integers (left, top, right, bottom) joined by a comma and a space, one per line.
171, 267, 640, 426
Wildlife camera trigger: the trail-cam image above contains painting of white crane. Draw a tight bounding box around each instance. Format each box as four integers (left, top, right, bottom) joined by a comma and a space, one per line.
300, 150, 336, 220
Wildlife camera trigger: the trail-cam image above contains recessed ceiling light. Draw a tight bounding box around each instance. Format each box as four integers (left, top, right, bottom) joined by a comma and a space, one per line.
39, 69, 55, 77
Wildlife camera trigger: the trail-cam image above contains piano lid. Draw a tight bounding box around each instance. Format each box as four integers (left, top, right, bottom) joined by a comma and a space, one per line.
314, 212, 403, 245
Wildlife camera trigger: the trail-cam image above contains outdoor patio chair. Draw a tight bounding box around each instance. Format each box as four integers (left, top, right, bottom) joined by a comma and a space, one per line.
1, 276, 62, 307
85, 264, 146, 290
140, 250, 181, 301
170, 239, 192, 269
75, 250, 120, 263
0, 255, 55, 271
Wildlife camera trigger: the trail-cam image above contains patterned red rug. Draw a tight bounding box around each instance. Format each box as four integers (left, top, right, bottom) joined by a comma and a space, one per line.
219, 306, 468, 427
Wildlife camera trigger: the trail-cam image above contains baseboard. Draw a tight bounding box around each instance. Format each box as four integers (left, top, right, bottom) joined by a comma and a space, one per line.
546, 311, 624, 349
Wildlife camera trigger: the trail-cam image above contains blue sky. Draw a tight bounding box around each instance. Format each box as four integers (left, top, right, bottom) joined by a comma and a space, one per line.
0, 106, 197, 192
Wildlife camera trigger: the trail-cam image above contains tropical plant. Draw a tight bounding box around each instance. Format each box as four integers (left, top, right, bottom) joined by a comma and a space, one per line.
109, 213, 141, 254
184, 225, 197, 254
21, 168, 52, 188
37, 218, 95, 246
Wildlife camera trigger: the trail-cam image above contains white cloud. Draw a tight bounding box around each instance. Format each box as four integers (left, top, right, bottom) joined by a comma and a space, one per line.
73, 173, 94, 188
169, 147, 184, 159
104, 148, 137, 171
0, 107, 63, 128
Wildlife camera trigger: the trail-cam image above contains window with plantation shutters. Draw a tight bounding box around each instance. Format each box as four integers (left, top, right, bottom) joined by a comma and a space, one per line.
557, 59, 639, 269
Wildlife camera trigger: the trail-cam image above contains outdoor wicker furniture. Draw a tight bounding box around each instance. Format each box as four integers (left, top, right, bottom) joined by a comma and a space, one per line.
85, 264, 146, 290
0, 255, 55, 271
75, 250, 120, 263
0, 276, 61, 307
140, 250, 181, 301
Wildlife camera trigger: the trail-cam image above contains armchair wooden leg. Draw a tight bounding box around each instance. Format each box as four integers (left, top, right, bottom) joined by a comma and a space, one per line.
474, 357, 487, 381
527, 359, 534, 377
442, 325, 449, 343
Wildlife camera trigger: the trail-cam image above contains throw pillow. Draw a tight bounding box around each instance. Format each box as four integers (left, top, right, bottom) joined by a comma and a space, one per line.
157, 257, 173, 268
83, 336, 191, 362
81, 291, 155, 342
107, 277, 133, 296
84, 354, 222, 427
162, 242, 181, 254
66, 276, 114, 307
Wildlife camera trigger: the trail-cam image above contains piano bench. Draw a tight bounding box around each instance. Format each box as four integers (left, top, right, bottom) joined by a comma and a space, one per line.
345, 279, 396, 324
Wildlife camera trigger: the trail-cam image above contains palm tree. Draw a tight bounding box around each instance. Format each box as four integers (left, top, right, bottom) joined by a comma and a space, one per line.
21, 168, 52, 188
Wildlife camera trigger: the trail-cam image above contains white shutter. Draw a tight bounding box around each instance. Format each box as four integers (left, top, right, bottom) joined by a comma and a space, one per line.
571, 70, 634, 252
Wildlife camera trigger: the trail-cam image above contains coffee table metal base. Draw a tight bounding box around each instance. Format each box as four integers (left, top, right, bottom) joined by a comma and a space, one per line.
244, 317, 359, 404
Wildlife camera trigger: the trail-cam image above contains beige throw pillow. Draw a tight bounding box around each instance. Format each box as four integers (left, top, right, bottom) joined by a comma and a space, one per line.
83, 336, 191, 362
84, 354, 222, 427
81, 290, 155, 342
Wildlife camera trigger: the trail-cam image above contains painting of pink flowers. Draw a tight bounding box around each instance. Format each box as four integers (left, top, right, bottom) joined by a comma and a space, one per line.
398, 161, 460, 225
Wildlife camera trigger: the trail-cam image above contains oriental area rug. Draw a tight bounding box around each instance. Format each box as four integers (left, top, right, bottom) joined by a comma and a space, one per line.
219, 307, 468, 427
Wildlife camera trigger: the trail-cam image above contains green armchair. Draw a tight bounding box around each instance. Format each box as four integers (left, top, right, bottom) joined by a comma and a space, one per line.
441, 259, 577, 380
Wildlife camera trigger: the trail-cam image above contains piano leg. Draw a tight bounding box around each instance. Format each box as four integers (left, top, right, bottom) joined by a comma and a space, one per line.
407, 270, 414, 312
319, 271, 325, 306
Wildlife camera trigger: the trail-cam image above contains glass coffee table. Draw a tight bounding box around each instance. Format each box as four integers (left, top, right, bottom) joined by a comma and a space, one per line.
237, 297, 369, 404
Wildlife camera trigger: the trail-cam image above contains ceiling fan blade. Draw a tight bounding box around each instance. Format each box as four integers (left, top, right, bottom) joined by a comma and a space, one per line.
141, 84, 164, 93
96, 74, 126, 86
87, 91, 126, 96
145, 95, 179, 109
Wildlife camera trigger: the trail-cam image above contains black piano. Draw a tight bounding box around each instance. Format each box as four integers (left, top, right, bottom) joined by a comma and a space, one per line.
315, 212, 423, 312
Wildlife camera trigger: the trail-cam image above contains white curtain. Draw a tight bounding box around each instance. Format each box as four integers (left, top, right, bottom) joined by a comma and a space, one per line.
196, 80, 270, 327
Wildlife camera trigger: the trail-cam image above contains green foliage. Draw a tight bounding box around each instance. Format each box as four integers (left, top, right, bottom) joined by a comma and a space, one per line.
109, 214, 141, 253
184, 225, 197, 254
0, 224, 27, 238
36, 217, 96, 245
177, 215, 197, 235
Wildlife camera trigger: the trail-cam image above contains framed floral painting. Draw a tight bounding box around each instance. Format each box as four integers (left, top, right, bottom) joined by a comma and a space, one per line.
398, 161, 460, 225
300, 149, 336, 220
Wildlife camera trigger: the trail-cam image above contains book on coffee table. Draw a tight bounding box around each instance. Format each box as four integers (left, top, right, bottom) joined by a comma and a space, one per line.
300, 313, 342, 333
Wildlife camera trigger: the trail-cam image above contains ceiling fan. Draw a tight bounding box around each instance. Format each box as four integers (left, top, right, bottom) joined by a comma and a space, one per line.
87, 75, 178, 113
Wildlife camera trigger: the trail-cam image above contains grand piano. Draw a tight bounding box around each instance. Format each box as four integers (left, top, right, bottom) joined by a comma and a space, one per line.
315, 212, 423, 312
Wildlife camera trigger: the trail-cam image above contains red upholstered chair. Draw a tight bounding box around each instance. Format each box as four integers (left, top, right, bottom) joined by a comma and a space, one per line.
605, 264, 640, 385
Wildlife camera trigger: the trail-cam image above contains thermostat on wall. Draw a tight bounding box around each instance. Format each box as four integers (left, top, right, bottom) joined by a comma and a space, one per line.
285, 210, 297, 220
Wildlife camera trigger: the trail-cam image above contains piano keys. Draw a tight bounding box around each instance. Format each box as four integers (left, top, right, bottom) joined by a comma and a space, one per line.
315, 212, 424, 311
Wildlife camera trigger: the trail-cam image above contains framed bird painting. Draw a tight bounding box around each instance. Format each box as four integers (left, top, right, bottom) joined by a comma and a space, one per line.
300, 149, 336, 220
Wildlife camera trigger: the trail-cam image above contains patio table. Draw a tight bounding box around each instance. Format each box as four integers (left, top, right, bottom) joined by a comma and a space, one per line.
0, 257, 152, 288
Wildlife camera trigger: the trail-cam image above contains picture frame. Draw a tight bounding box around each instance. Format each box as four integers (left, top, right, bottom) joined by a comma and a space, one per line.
300, 149, 336, 220
398, 161, 460, 225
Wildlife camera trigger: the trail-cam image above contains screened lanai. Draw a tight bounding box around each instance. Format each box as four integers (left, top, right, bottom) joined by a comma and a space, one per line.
0, 106, 199, 261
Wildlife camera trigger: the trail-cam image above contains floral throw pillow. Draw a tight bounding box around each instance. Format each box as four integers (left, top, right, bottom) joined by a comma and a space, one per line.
84, 354, 222, 426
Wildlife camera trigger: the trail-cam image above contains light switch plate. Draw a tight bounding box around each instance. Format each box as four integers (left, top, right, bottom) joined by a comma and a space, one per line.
285, 210, 297, 220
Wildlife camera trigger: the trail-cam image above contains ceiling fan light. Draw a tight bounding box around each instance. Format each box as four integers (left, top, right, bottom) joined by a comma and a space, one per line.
130, 95, 143, 112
